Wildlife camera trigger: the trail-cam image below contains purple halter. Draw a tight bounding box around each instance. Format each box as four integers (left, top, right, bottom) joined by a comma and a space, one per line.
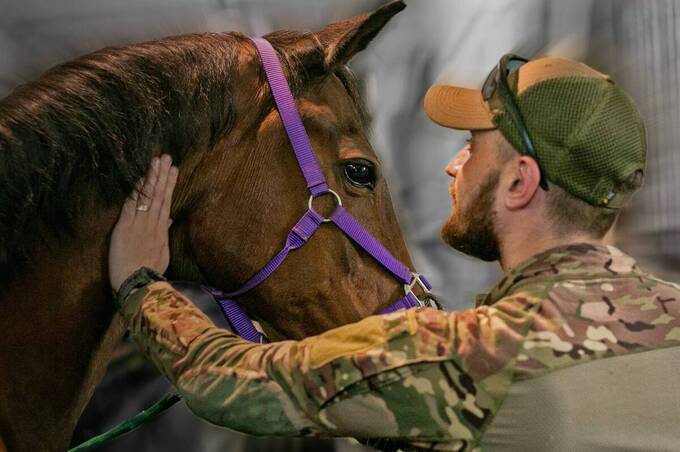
209, 37, 435, 343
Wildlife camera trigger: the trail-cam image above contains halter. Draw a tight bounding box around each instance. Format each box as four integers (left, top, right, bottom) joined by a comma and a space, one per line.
69, 37, 438, 451
210, 37, 436, 343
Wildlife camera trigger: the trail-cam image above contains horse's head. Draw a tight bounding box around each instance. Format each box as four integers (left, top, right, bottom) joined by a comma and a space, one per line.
0, 2, 415, 446
170, 2, 413, 339
0, 1, 412, 340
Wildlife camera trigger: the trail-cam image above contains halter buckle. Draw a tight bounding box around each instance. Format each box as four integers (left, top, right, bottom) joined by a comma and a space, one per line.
308, 189, 343, 223
404, 272, 432, 295
403, 272, 439, 309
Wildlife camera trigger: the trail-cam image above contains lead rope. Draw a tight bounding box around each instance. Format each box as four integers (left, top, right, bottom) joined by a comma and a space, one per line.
68, 392, 181, 452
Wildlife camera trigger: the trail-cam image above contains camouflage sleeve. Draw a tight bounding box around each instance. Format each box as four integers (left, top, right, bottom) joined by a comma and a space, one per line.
120, 281, 542, 449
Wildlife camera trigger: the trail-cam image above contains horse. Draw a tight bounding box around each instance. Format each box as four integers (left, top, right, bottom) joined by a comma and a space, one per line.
0, 2, 413, 451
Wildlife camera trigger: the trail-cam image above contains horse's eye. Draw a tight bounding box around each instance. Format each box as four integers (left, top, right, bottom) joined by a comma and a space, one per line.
344, 161, 376, 189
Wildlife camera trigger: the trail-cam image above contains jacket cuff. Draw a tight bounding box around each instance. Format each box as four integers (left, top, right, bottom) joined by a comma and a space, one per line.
114, 267, 166, 310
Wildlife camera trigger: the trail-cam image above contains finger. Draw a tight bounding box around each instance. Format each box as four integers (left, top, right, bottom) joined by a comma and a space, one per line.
149, 155, 172, 223
157, 166, 178, 234
120, 178, 144, 224
133, 177, 144, 200
136, 157, 160, 220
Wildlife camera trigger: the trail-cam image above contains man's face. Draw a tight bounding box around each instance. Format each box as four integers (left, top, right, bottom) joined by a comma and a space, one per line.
441, 130, 503, 262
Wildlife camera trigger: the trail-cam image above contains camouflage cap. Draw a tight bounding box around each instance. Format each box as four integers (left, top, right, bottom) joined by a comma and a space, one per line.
424, 57, 647, 208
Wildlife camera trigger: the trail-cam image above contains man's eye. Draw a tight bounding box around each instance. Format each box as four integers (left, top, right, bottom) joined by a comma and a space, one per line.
344, 161, 376, 189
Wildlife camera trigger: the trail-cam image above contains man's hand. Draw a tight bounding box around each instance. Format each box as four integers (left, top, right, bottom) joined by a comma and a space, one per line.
109, 154, 179, 293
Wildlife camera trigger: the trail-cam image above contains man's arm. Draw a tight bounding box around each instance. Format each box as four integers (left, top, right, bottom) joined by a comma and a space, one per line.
108, 155, 539, 449
120, 279, 539, 449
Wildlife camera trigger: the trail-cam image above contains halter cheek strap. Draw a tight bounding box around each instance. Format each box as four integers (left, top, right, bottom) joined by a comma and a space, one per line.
210, 37, 435, 343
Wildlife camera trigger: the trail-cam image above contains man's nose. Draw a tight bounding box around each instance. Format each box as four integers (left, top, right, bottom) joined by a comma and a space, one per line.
445, 146, 470, 178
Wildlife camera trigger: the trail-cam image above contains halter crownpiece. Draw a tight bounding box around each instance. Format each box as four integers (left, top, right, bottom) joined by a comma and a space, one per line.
203, 37, 438, 343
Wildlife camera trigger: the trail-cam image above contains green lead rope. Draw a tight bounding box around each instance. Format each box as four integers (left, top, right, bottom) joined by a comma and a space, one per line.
69, 392, 182, 452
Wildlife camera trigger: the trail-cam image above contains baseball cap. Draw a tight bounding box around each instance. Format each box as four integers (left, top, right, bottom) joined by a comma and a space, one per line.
424, 56, 647, 209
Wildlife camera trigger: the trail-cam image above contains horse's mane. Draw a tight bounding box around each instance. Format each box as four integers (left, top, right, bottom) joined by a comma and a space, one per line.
0, 30, 367, 282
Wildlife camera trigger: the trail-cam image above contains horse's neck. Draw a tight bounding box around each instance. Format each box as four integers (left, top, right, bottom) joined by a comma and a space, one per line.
0, 209, 125, 451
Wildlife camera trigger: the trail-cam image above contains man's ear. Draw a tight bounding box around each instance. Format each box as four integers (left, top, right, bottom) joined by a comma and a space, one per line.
314, 1, 406, 69
504, 156, 543, 210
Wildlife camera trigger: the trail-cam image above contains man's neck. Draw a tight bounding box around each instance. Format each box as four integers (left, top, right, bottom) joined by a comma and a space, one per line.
499, 231, 602, 274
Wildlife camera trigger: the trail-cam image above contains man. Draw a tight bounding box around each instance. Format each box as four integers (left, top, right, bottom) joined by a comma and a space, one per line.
109, 55, 680, 451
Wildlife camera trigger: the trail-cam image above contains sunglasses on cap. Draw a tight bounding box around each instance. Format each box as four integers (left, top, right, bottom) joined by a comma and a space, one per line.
482, 54, 549, 190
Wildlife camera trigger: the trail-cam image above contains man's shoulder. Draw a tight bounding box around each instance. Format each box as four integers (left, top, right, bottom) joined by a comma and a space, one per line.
498, 243, 680, 308
502, 265, 680, 380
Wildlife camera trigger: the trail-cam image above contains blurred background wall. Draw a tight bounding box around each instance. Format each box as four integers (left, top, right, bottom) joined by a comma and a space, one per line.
2, 0, 679, 450
587, 1, 680, 283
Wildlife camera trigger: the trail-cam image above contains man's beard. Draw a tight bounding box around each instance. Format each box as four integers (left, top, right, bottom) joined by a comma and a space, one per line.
441, 169, 501, 262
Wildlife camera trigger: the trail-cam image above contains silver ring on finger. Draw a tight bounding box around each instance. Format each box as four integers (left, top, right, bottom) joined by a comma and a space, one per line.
136, 205, 150, 212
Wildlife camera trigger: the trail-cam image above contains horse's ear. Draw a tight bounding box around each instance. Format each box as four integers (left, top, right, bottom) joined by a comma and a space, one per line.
314, 0, 406, 68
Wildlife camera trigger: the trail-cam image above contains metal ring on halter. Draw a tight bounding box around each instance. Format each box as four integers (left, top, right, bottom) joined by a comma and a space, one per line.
308, 189, 343, 223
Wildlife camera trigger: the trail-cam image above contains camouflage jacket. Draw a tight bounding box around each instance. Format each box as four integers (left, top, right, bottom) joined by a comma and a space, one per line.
119, 244, 680, 451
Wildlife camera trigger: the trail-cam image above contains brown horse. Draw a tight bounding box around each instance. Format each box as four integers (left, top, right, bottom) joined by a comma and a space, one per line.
0, 2, 413, 451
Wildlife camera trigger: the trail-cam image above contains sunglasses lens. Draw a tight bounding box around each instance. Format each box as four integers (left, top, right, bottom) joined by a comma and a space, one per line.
505, 58, 526, 76
483, 55, 529, 101
482, 66, 498, 100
